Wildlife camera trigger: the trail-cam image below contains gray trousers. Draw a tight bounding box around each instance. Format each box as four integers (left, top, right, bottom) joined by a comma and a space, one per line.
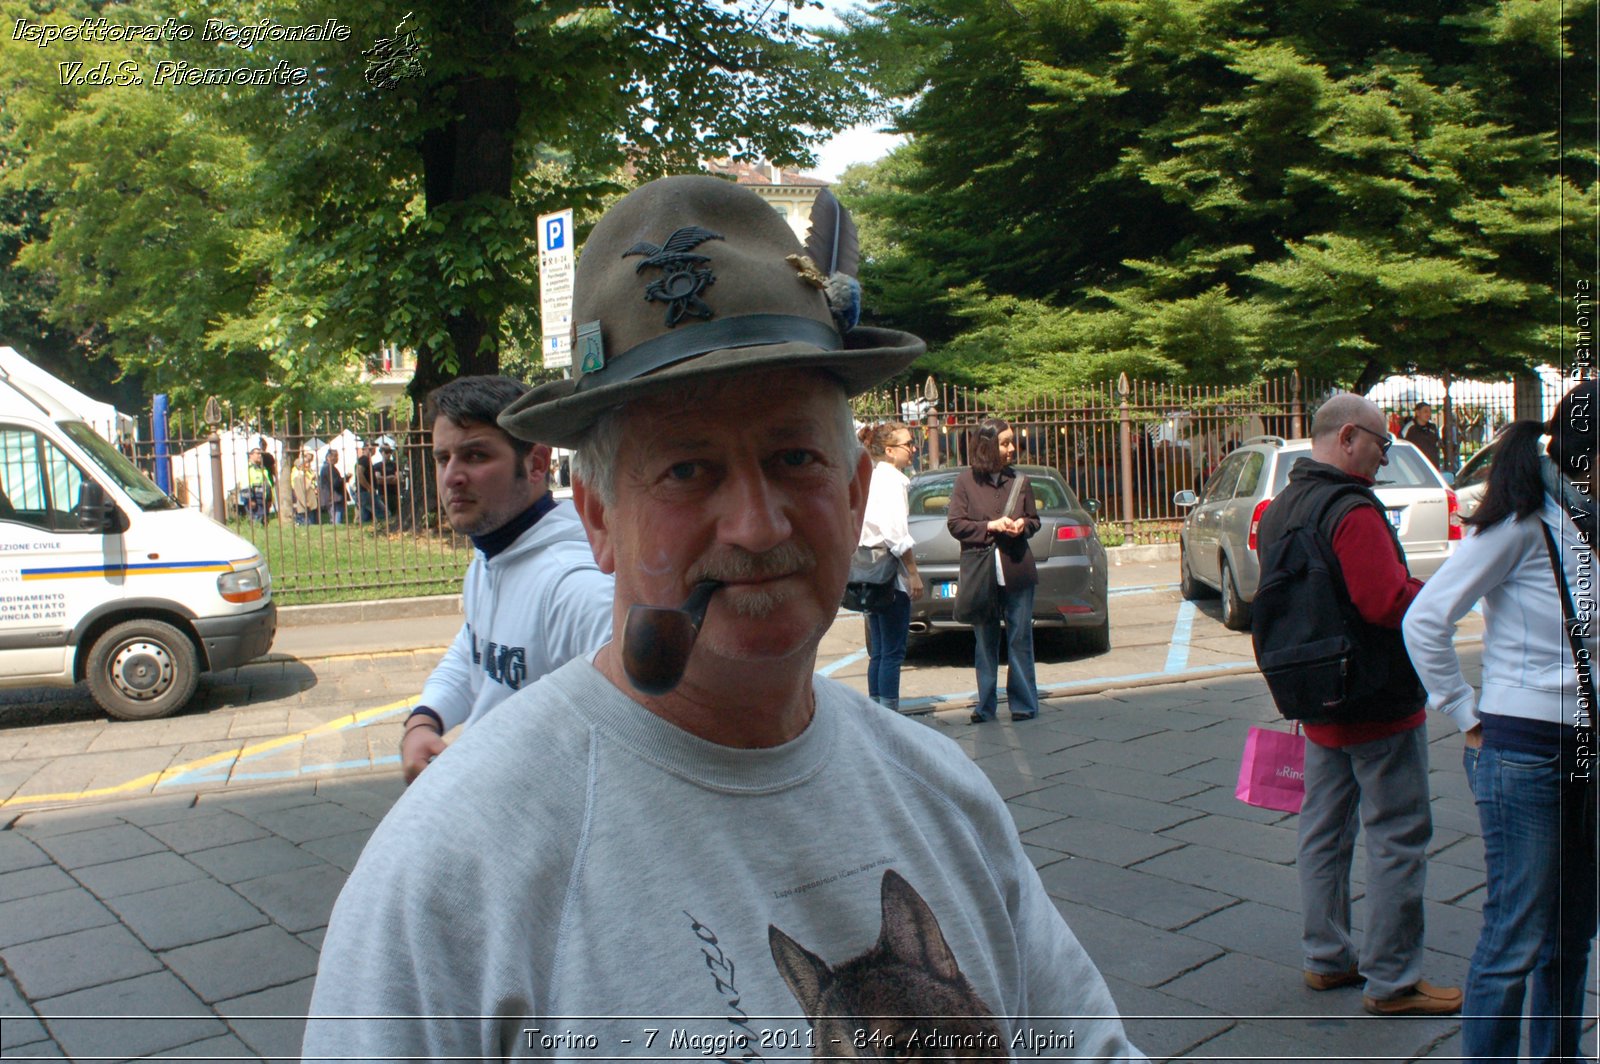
1298, 723, 1432, 1000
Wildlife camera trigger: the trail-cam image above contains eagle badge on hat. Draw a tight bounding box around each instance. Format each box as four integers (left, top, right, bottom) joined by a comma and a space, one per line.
623, 225, 724, 327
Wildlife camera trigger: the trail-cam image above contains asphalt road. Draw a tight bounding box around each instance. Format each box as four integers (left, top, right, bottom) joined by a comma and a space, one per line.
0, 558, 1482, 812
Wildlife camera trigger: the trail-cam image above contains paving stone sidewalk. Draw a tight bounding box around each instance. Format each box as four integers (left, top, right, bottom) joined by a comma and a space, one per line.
0, 663, 1588, 1062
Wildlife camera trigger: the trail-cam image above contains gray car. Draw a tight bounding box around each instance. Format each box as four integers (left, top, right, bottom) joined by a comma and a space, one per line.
1450, 437, 1498, 519
906, 465, 1110, 653
1174, 435, 1460, 630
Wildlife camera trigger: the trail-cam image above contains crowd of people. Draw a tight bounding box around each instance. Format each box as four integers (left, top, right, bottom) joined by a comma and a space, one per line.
232, 436, 415, 527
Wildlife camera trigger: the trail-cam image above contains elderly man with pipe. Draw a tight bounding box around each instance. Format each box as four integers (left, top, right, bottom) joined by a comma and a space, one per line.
303, 176, 1140, 1061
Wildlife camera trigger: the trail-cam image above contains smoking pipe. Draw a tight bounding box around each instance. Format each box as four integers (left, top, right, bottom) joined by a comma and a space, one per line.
620, 579, 723, 696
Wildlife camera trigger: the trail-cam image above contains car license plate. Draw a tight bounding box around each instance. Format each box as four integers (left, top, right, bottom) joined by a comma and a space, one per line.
935, 581, 959, 599
1385, 508, 1401, 531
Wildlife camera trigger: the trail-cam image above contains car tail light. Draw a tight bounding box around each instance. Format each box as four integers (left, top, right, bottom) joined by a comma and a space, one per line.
1447, 489, 1462, 541
1056, 524, 1093, 541
1247, 498, 1272, 551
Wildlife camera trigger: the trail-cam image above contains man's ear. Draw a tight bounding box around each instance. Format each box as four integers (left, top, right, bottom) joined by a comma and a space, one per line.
571, 473, 615, 574
525, 443, 552, 482
848, 448, 872, 538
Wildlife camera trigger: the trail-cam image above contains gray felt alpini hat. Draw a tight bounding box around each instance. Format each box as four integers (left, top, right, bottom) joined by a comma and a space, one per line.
498, 174, 925, 448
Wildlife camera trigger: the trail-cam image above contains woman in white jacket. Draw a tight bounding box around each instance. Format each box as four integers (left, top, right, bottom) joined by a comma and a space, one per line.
1402, 379, 1598, 1063
858, 421, 924, 711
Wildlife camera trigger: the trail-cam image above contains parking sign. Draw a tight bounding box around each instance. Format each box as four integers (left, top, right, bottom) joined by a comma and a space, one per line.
537, 209, 575, 369
544, 216, 566, 253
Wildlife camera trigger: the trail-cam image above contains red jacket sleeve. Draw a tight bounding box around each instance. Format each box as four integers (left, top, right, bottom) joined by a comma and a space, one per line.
1329, 505, 1422, 628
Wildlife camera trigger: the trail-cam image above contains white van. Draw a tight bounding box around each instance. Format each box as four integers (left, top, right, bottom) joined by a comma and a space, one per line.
0, 373, 275, 720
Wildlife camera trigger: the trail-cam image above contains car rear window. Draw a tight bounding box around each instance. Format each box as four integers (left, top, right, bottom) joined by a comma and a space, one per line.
908, 470, 1075, 515
1371, 448, 1443, 488
1270, 446, 1443, 493
910, 476, 960, 516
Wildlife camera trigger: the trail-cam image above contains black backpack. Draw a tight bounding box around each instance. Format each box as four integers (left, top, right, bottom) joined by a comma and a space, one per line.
1251, 486, 1390, 722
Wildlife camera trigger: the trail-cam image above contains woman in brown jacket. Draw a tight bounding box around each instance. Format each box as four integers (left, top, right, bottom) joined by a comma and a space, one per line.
947, 417, 1042, 723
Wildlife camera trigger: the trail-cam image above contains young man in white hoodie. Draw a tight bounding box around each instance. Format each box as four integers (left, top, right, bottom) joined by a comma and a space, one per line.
398, 375, 613, 782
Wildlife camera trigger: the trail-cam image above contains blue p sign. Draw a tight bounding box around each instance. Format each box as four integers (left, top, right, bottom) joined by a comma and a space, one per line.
546, 218, 565, 251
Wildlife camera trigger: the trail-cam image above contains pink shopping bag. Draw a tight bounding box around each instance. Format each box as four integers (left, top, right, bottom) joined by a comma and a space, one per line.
1235, 723, 1305, 813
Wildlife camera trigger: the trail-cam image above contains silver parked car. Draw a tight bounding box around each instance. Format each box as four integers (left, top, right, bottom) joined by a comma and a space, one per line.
906, 465, 1110, 653
1174, 435, 1460, 630
1450, 437, 1498, 519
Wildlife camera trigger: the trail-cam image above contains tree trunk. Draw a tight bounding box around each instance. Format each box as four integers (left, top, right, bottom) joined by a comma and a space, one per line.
406, 65, 522, 409
1352, 358, 1389, 396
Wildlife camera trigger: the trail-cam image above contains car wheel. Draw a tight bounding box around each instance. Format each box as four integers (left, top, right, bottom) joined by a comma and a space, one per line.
1220, 559, 1252, 632
85, 619, 200, 722
1179, 543, 1213, 600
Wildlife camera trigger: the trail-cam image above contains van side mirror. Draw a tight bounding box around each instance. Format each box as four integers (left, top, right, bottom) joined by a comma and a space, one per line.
77, 481, 122, 533
1173, 490, 1199, 507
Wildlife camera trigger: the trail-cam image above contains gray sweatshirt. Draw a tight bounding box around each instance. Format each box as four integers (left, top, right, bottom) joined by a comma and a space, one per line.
304, 660, 1142, 1061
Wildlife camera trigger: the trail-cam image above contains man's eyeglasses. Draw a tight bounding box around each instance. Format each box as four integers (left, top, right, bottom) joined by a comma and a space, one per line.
1349, 424, 1393, 456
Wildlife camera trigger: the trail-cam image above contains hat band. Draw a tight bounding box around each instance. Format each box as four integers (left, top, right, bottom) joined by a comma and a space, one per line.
575, 314, 842, 393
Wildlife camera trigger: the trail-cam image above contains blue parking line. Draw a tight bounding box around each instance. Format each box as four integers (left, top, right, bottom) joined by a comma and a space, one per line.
155, 701, 415, 789
1165, 600, 1196, 672
1109, 583, 1179, 597
899, 659, 1258, 711
817, 647, 869, 678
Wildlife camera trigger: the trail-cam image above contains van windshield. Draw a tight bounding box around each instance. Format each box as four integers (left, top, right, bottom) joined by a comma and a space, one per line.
58, 422, 177, 511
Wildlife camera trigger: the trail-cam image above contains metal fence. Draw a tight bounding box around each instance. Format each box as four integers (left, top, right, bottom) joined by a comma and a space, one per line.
853, 372, 1569, 544
124, 373, 1570, 602
125, 409, 473, 604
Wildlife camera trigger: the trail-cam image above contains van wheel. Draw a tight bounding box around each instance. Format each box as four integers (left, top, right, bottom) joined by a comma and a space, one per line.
86, 620, 200, 721
1221, 559, 1252, 632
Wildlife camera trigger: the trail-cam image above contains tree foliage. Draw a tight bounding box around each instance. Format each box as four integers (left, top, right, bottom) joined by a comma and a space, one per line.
840, 0, 1596, 394
2, 0, 873, 408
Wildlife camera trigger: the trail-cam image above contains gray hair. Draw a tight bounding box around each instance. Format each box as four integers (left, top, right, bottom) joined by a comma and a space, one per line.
1310, 392, 1382, 440
572, 375, 863, 506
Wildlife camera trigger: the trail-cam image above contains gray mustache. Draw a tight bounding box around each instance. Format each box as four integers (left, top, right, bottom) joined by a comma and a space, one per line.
692, 542, 817, 583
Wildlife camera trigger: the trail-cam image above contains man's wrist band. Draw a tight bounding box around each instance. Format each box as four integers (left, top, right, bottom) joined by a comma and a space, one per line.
406, 707, 444, 733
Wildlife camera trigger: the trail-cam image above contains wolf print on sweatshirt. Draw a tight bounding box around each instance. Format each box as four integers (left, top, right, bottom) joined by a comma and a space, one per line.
769, 870, 1007, 1061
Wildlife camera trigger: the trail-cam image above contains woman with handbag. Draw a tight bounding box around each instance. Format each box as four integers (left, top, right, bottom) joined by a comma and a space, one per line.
858, 422, 923, 710
1403, 379, 1599, 1063
947, 416, 1041, 723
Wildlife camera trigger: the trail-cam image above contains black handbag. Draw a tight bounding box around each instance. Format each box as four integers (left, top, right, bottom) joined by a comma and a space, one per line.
952, 474, 1026, 624
952, 547, 998, 623
842, 545, 899, 613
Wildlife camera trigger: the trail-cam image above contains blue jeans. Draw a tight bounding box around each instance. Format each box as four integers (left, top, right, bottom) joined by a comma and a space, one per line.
972, 583, 1038, 720
357, 488, 387, 523
866, 590, 911, 705
1463, 743, 1598, 1063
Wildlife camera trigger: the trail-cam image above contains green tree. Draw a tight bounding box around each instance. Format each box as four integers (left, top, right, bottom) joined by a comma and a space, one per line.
1, 0, 369, 407
4, 0, 874, 408
217, 0, 873, 405
840, 0, 1596, 394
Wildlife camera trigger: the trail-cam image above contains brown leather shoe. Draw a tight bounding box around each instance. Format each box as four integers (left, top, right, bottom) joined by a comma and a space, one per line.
1304, 967, 1364, 991
1363, 980, 1463, 1016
